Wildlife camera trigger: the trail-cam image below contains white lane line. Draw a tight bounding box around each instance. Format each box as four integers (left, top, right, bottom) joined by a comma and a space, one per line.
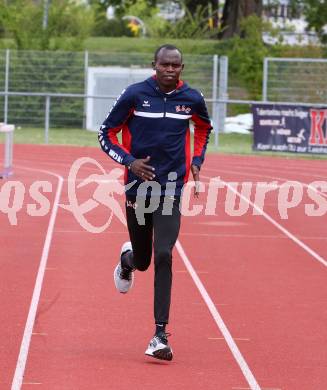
218, 160, 327, 178
223, 181, 327, 268
201, 174, 327, 268
11, 169, 63, 390
191, 302, 229, 306
203, 166, 327, 199
209, 337, 250, 341
22, 383, 42, 385
54, 229, 126, 234
176, 240, 262, 390
232, 388, 281, 390
181, 232, 327, 240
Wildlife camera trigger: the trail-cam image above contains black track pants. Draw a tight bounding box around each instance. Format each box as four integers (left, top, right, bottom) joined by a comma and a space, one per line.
125, 195, 181, 324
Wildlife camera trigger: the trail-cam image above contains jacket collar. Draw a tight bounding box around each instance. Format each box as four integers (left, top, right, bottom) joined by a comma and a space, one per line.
146, 76, 188, 94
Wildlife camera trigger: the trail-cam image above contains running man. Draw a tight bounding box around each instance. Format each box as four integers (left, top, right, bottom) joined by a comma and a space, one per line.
98, 44, 212, 361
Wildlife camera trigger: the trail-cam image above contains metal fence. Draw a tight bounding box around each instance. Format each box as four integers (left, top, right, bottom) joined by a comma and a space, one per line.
0, 49, 226, 131
263, 57, 327, 104
0, 50, 86, 127
1, 50, 327, 148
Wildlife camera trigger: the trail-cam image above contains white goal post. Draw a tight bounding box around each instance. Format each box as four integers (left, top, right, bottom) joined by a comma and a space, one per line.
86, 66, 153, 131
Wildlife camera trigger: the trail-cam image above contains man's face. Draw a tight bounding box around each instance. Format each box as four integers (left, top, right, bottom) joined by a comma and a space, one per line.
152, 49, 184, 93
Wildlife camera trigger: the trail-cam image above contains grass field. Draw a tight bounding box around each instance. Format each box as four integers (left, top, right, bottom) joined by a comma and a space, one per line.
1, 36, 324, 58
4, 127, 326, 160
84, 37, 221, 55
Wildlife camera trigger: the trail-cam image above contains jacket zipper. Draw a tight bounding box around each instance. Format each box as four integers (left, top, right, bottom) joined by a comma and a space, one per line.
163, 97, 167, 117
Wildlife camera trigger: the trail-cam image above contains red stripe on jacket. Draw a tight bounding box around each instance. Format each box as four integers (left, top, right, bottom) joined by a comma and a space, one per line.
192, 113, 211, 157
184, 127, 191, 183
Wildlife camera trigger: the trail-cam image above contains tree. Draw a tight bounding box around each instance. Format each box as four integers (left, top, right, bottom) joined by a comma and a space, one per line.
220, 0, 263, 39
0, 0, 93, 50
89, 0, 112, 14
184, 0, 218, 13
183, 1, 220, 29
261, 0, 327, 43
226, 15, 269, 99
163, 3, 217, 39
106, 0, 157, 17
301, 0, 327, 43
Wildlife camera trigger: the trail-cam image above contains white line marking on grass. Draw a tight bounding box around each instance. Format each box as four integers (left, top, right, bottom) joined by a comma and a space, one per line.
11, 169, 63, 390
176, 240, 262, 390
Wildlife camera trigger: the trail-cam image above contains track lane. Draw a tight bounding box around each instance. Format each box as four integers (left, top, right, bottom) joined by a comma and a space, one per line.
182, 160, 327, 390
4, 147, 324, 390
21, 197, 250, 390
0, 169, 58, 389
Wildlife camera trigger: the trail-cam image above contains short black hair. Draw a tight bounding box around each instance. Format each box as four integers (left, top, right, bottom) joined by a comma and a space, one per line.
154, 44, 183, 62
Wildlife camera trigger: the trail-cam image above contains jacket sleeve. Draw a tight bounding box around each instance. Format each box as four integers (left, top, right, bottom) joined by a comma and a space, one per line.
191, 93, 212, 169
98, 86, 136, 166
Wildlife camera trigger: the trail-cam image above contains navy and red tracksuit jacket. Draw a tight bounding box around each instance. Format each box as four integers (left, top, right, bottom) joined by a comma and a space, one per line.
98, 76, 212, 196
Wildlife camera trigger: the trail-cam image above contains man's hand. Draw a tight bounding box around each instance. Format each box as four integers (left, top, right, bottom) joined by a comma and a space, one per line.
191, 164, 200, 198
129, 156, 156, 181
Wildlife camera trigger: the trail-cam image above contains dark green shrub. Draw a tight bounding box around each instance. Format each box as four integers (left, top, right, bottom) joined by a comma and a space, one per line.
92, 17, 133, 37
225, 15, 269, 100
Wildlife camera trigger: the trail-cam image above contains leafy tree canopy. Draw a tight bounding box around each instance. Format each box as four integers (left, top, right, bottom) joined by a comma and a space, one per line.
302, 0, 327, 43
0, 0, 93, 50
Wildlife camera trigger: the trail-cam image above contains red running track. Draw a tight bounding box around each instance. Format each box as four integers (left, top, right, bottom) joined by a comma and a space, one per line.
0, 145, 326, 390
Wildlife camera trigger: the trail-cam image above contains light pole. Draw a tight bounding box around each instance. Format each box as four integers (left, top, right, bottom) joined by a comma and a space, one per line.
43, 0, 51, 30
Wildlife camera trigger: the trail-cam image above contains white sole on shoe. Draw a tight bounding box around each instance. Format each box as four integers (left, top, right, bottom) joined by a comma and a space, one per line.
145, 346, 173, 361
113, 263, 134, 293
121, 241, 132, 255
113, 242, 134, 294
145, 337, 173, 361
